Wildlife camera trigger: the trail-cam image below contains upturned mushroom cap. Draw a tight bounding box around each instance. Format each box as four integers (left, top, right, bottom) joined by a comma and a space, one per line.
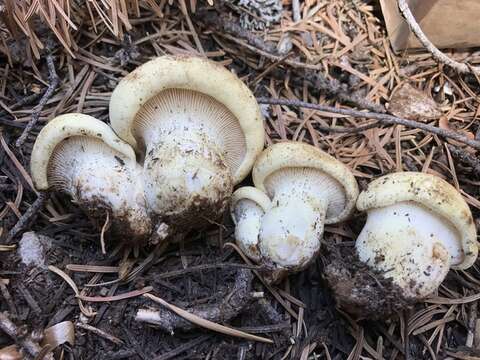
109, 55, 265, 184
31, 113, 136, 190
252, 142, 359, 224
357, 172, 478, 270
231, 186, 272, 214
230, 186, 272, 261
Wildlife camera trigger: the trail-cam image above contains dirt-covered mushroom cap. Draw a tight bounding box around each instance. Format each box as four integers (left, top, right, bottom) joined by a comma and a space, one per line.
30, 114, 152, 242
238, 142, 359, 271
230, 186, 272, 262
108, 56, 265, 230
356, 172, 478, 299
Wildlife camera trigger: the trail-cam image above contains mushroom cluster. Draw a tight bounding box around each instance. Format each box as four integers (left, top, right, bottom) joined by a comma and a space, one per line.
30, 56, 265, 245
230, 142, 359, 279
228, 142, 478, 313
29, 55, 479, 319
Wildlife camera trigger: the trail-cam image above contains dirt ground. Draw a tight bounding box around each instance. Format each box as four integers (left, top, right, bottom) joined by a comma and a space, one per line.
2, 1, 480, 359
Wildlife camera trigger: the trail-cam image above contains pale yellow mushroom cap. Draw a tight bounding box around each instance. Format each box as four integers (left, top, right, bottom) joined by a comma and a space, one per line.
30, 113, 136, 191
230, 186, 272, 262
252, 142, 359, 224
357, 172, 478, 270
231, 186, 272, 216
109, 55, 265, 184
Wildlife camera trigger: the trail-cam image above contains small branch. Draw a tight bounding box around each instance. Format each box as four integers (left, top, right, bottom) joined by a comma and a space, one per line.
76, 323, 123, 345
5, 191, 49, 243
153, 335, 211, 360
0, 92, 45, 118
257, 97, 480, 149
309, 71, 386, 113
136, 269, 253, 333
447, 144, 480, 177
397, 0, 480, 76
0, 312, 53, 360
16, 54, 59, 148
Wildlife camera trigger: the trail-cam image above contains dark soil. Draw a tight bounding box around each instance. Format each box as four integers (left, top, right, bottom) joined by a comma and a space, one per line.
324, 244, 414, 320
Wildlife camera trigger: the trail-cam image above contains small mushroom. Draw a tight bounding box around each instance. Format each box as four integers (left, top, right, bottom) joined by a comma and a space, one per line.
230, 186, 272, 262
355, 172, 478, 299
109, 56, 265, 231
30, 114, 153, 243
231, 142, 359, 274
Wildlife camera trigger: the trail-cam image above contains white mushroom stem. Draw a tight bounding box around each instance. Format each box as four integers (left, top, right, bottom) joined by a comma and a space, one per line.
134, 89, 240, 226
49, 136, 152, 241
259, 169, 345, 269
356, 201, 456, 299
259, 191, 325, 269
233, 199, 266, 262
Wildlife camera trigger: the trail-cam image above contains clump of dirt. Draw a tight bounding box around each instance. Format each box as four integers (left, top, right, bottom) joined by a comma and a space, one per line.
323, 245, 414, 320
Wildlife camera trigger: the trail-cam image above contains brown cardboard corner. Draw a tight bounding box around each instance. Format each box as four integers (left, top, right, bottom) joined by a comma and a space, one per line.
379, 0, 480, 53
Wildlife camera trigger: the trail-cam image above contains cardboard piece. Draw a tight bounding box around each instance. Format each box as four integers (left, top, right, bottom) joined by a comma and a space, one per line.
380, 0, 480, 52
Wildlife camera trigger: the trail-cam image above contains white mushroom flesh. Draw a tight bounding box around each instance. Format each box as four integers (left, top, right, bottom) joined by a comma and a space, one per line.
356, 201, 458, 298
232, 198, 265, 262
133, 89, 246, 224
49, 136, 152, 240
259, 167, 346, 269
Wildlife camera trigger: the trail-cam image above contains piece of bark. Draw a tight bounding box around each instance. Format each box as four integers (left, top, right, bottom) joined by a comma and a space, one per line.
136, 269, 253, 333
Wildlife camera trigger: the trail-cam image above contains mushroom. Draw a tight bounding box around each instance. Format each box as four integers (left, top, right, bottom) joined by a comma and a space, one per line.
231, 142, 359, 274
355, 172, 478, 299
109, 56, 265, 231
230, 186, 272, 262
30, 113, 153, 243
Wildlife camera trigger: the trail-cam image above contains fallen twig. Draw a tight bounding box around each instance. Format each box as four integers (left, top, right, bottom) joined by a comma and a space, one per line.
397, 0, 480, 76
140, 290, 272, 343
76, 323, 123, 345
5, 192, 49, 244
15, 53, 59, 148
0, 312, 53, 360
137, 269, 256, 334
153, 335, 211, 360
0, 91, 45, 118
308, 71, 386, 113
257, 97, 480, 149
446, 144, 480, 177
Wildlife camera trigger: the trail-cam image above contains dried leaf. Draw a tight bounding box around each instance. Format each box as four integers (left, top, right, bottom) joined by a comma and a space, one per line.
42, 321, 75, 348
388, 82, 442, 121
0, 345, 21, 360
